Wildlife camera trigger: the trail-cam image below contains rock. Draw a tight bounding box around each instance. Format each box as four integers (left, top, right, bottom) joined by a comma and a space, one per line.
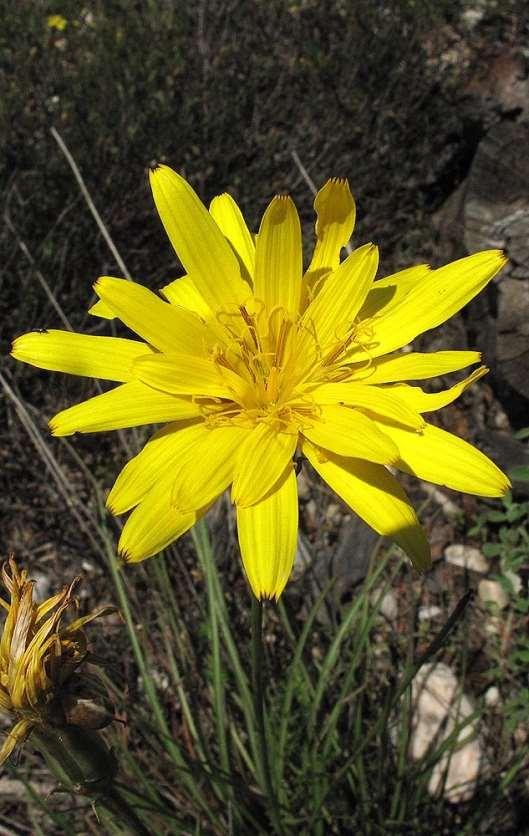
478, 579, 509, 610
304, 499, 317, 526
374, 590, 398, 622
463, 122, 529, 409
290, 532, 314, 582
421, 484, 460, 517
297, 470, 311, 501
434, 120, 529, 421
461, 6, 485, 30
445, 544, 490, 573
410, 663, 482, 803
484, 686, 500, 708
484, 615, 502, 636
309, 514, 380, 607
496, 278, 529, 401
418, 605, 442, 621
325, 503, 343, 526
474, 429, 529, 497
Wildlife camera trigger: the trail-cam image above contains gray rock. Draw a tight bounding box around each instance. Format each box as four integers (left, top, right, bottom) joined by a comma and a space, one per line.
410, 663, 482, 803
373, 590, 398, 622
445, 544, 490, 573
418, 604, 443, 621
484, 685, 501, 708
478, 579, 509, 610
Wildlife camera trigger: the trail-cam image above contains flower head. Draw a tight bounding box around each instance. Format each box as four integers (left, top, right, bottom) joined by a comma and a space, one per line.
46, 14, 67, 31
11, 166, 510, 599
0, 558, 112, 764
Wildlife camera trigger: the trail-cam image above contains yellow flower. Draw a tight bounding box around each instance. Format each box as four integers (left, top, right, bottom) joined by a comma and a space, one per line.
46, 14, 67, 31
11, 166, 510, 600
0, 558, 111, 764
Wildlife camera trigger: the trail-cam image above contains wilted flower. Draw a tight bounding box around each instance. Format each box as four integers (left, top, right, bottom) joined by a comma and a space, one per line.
0, 558, 112, 764
11, 166, 510, 599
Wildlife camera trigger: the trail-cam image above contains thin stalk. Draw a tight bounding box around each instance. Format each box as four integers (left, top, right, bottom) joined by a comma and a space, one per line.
50, 126, 133, 281
192, 520, 260, 775
98, 787, 153, 836
251, 597, 284, 836
32, 729, 150, 836
199, 531, 231, 788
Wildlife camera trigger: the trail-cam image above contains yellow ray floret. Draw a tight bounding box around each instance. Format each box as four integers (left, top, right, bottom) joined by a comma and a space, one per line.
11, 164, 511, 600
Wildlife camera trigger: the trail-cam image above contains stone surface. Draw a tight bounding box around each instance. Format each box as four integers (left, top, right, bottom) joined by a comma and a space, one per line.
444, 544, 490, 573
375, 590, 398, 622
410, 663, 482, 803
484, 685, 501, 708
325, 503, 343, 526
418, 605, 443, 621
478, 579, 509, 610
296, 470, 311, 501
421, 483, 460, 517
433, 120, 529, 418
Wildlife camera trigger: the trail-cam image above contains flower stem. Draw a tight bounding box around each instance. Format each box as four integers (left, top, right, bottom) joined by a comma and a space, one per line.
99, 786, 152, 836
251, 596, 284, 835
31, 726, 150, 836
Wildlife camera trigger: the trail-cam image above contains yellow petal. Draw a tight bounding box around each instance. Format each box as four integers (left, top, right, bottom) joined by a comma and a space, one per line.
133, 353, 237, 399
149, 165, 248, 309
305, 178, 356, 289
302, 243, 378, 350
302, 439, 431, 570
0, 718, 34, 765
302, 404, 399, 464
354, 350, 482, 384
11, 330, 154, 382
237, 467, 298, 600
386, 366, 488, 413
160, 275, 212, 320
0, 689, 11, 711
311, 382, 424, 429
107, 422, 206, 514
209, 193, 255, 280
359, 264, 430, 320
253, 195, 302, 314
118, 476, 198, 564
350, 250, 507, 360
88, 298, 115, 319
94, 276, 210, 356
372, 419, 511, 497
172, 425, 246, 511
50, 381, 199, 436
231, 424, 298, 506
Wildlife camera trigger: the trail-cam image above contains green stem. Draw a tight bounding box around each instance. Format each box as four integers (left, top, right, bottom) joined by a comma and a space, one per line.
251, 596, 284, 835
99, 786, 152, 836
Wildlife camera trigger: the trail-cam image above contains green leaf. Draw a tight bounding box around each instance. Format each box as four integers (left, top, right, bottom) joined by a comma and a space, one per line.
514, 427, 529, 440
509, 465, 529, 483
486, 510, 508, 523
482, 543, 502, 558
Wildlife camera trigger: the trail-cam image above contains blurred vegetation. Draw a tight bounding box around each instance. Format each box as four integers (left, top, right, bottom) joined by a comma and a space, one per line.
2, 0, 525, 340
2, 1, 529, 833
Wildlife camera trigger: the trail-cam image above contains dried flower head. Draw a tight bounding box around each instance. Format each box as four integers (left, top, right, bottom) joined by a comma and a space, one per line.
0, 558, 112, 764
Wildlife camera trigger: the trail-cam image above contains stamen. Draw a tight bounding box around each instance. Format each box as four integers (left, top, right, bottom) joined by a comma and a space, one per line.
266, 366, 280, 402
275, 319, 292, 367
321, 330, 356, 366
239, 305, 261, 352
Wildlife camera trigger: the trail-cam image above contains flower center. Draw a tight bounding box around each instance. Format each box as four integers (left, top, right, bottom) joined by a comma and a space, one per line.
204, 303, 319, 432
